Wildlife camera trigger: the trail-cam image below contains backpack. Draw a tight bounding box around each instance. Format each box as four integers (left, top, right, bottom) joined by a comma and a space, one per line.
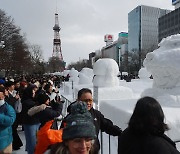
14, 99, 22, 113
35, 120, 63, 154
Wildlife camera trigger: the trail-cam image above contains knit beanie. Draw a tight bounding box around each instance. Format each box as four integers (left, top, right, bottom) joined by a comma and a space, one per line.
37, 93, 50, 105
62, 101, 96, 140
0, 79, 5, 85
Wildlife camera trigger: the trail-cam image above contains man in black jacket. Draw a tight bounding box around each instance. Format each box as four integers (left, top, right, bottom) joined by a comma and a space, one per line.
66, 88, 122, 154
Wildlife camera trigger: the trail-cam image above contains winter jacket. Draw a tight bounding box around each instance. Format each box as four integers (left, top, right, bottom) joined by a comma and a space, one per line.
21, 85, 40, 125
89, 107, 122, 152
21, 98, 40, 125
89, 108, 122, 136
0, 102, 16, 150
118, 128, 180, 154
29, 102, 62, 128
5, 93, 18, 108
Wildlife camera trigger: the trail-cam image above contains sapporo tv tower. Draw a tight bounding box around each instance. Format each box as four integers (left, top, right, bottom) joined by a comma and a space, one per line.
52, 10, 66, 71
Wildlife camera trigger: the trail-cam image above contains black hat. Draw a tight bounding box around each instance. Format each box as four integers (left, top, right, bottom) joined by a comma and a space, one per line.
5, 81, 15, 87
62, 101, 96, 140
37, 93, 50, 105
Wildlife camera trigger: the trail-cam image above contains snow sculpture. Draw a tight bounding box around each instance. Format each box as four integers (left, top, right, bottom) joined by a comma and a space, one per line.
144, 34, 180, 89
69, 68, 79, 83
63, 70, 70, 77
138, 67, 151, 79
142, 35, 180, 142
93, 58, 119, 87
78, 68, 94, 85
142, 34, 180, 107
93, 58, 134, 102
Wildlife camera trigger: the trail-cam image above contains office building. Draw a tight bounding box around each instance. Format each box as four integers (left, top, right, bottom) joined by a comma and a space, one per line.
159, 0, 180, 42
128, 5, 170, 69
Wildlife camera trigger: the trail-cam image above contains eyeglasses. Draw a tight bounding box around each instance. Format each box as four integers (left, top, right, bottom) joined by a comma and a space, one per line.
82, 99, 93, 103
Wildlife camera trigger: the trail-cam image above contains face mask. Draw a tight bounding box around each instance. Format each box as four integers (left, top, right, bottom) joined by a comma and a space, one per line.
0, 99, 5, 106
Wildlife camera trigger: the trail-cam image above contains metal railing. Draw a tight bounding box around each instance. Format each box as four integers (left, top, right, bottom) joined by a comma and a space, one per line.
61, 95, 72, 117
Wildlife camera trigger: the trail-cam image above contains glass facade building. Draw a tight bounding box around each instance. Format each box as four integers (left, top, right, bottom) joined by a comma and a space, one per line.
128, 5, 170, 52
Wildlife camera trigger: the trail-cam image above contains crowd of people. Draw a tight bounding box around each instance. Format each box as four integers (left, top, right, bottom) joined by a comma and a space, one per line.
0, 75, 179, 154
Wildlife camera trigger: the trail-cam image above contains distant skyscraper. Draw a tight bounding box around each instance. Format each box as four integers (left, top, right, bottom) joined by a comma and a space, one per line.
128, 5, 170, 68
52, 13, 63, 61
128, 5, 170, 52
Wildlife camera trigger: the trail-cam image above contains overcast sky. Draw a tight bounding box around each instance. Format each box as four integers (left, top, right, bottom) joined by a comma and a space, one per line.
1, 0, 174, 65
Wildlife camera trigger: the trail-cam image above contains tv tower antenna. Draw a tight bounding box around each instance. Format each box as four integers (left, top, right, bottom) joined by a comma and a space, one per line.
52, 12, 63, 61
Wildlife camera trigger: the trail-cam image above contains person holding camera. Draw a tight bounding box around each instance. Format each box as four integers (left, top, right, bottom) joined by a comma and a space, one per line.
44, 82, 61, 105
28, 92, 63, 128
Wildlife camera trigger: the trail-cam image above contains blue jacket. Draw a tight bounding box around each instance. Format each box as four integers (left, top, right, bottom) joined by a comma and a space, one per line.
0, 102, 16, 150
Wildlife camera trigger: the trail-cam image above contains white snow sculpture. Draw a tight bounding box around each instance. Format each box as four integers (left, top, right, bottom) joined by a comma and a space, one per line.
63, 70, 70, 77
144, 34, 180, 89
93, 58, 119, 87
78, 68, 94, 84
92, 58, 134, 103
69, 68, 79, 83
138, 67, 151, 79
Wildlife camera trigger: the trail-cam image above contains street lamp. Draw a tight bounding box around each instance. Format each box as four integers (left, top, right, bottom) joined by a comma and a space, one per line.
0, 41, 5, 48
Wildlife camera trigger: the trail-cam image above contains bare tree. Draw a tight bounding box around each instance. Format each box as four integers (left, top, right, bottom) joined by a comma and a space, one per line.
0, 9, 44, 76
30, 44, 43, 62
67, 59, 89, 71
48, 57, 65, 72
128, 49, 140, 74
0, 9, 34, 76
